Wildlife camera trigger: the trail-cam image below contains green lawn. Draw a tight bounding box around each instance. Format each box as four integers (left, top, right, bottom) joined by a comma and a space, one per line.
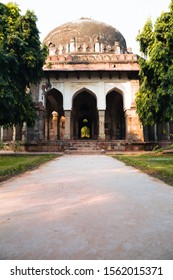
114, 153, 173, 186
0, 154, 59, 182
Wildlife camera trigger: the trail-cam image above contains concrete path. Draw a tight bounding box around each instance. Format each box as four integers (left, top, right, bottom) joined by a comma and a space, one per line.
0, 155, 173, 260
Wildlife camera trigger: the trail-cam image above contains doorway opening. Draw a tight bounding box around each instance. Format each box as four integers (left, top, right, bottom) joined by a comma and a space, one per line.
105, 90, 125, 140
72, 90, 98, 139
45, 88, 64, 140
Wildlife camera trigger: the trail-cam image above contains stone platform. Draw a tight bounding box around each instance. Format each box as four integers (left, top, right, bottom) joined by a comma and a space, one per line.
24, 140, 154, 154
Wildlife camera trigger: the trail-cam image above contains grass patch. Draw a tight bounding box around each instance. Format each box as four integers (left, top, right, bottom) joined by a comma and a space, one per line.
0, 154, 59, 182
114, 153, 173, 186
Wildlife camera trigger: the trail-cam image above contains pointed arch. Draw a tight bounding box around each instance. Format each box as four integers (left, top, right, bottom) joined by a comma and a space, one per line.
45, 88, 64, 140
105, 89, 125, 140
72, 87, 97, 103
106, 86, 124, 97
72, 88, 98, 139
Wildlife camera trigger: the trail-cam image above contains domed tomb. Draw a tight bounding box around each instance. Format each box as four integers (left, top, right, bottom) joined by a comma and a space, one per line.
43, 18, 127, 54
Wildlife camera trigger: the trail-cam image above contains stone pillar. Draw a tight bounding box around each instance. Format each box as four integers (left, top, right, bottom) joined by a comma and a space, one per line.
45, 117, 48, 140
125, 109, 144, 142
38, 111, 46, 141
60, 116, 65, 140
166, 122, 170, 141
22, 122, 27, 142
0, 127, 3, 141
12, 125, 16, 141
154, 124, 158, 141
51, 111, 58, 141
64, 110, 71, 139
98, 110, 105, 140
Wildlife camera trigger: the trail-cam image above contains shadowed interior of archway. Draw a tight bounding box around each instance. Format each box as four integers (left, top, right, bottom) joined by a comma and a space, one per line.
106, 91, 125, 140
45, 88, 64, 140
72, 91, 98, 140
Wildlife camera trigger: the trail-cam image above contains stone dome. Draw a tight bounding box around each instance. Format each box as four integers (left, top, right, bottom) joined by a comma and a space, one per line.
43, 18, 127, 54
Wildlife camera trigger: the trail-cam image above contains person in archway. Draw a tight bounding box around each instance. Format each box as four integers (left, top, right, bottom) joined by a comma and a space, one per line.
81, 119, 90, 138
81, 125, 90, 138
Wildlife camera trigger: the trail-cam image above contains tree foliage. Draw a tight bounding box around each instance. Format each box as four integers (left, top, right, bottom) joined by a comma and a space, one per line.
136, 0, 173, 126
0, 2, 47, 127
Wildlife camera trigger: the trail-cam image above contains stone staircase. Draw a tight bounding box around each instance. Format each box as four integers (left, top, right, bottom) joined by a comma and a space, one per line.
64, 140, 105, 155
25, 140, 151, 153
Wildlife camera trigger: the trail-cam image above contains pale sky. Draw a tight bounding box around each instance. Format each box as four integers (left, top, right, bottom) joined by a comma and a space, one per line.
1, 0, 171, 54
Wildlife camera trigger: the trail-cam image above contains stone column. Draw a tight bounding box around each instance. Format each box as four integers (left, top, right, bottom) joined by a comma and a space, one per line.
98, 110, 105, 140
154, 124, 158, 141
166, 122, 170, 141
38, 111, 46, 141
64, 110, 71, 139
125, 109, 144, 141
45, 117, 48, 140
125, 110, 131, 141
0, 127, 3, 141
22, 122, 27, 142
12, 125, 16, 141
51, 111, 58, 141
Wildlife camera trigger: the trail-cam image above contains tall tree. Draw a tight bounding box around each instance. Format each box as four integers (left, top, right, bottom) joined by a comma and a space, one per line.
0, 2, 47, 127
136, 0, 173, 126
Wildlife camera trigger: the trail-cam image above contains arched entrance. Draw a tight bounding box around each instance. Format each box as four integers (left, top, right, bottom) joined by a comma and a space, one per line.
45, 88, 64, 140
105, 90, 125, 140
72, 90, 98, 139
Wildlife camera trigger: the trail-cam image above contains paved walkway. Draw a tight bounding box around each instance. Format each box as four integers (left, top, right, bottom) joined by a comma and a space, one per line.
0, 155, 173, 260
